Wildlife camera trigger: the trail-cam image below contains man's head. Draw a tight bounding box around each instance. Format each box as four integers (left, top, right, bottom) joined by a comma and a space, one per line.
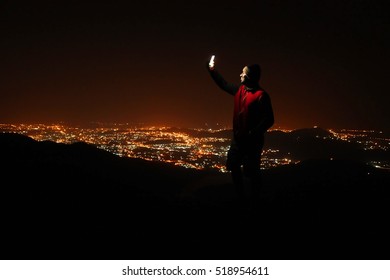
240, 64, 261, 85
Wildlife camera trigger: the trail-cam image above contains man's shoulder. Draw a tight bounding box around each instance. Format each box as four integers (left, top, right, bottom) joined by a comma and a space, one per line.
255, 87, 269, 96
261, 86, 272, 95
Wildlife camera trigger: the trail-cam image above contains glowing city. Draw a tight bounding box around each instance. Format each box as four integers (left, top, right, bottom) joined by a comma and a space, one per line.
1, 123, 389, 172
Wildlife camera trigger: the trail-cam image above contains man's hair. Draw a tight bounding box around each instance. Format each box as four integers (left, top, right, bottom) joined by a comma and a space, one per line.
246, 64, 261, 82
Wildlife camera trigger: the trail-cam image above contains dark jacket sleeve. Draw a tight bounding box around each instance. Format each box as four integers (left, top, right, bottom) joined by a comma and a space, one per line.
251, 93, 274, 135
207, 68, 239, 96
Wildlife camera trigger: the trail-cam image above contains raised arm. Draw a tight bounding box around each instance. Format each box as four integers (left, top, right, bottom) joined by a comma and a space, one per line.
206, 57, 239, 96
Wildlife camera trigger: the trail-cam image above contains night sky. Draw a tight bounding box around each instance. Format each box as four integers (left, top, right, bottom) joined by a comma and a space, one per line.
1, 0, 389, 131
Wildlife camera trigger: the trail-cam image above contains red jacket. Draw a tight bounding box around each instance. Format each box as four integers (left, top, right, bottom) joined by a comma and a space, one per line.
233, 85, 274, 143
208, 69, 274, 145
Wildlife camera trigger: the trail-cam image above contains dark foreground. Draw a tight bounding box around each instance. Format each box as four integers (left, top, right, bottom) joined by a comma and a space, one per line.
1, 133, 389, 260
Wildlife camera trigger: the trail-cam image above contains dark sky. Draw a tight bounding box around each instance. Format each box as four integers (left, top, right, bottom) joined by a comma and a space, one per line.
1, 0, 389, 130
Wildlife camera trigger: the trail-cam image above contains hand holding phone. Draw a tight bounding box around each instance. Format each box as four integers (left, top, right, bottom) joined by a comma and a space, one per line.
209, 55, 215, 70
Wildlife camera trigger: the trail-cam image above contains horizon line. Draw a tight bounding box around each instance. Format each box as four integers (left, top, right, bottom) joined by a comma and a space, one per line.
0, 122, 388, 133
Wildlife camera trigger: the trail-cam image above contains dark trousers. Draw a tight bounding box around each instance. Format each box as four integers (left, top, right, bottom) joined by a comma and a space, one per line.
226, 138, 263, 203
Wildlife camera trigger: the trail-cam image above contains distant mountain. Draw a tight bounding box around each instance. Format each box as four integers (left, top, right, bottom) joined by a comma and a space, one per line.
166, 126, 233, 139
264, 127, 389, 163
166, 126, 390, 164
1, 132, 389, 260
289, 127, 333, 138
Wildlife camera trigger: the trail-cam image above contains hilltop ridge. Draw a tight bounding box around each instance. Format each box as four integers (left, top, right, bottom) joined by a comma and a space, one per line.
0, 132, 389, 260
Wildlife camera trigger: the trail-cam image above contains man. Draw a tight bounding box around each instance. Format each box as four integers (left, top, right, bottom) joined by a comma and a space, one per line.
206, 56, 274, 205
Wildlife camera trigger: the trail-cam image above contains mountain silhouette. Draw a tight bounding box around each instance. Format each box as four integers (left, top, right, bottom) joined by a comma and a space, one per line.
1, 132, 389, 260
169, 127, 390, 163
264, 127, 389, 163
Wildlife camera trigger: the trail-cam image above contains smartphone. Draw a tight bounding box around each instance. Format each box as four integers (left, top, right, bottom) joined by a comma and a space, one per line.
209, 55, 215, 68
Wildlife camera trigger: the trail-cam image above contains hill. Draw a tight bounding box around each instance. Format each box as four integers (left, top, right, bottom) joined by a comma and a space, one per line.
265, 127, 357, 160
164, 126, 389, 163
0, 132, 389, 260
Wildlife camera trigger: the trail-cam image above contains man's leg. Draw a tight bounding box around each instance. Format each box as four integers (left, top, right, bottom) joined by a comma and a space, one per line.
226, 142, 244, 202
231, 166, 244, 199
250, 169, 262, 200
243, 152, 263, 208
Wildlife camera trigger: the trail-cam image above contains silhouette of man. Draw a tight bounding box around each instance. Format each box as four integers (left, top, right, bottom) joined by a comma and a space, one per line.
207, 56, 274, 205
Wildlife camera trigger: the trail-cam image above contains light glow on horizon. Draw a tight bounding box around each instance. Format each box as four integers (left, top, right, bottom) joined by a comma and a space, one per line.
1, 123, 389, 171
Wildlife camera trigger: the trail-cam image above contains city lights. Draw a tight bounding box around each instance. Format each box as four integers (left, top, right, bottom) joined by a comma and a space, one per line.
1, 124, 389, 171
